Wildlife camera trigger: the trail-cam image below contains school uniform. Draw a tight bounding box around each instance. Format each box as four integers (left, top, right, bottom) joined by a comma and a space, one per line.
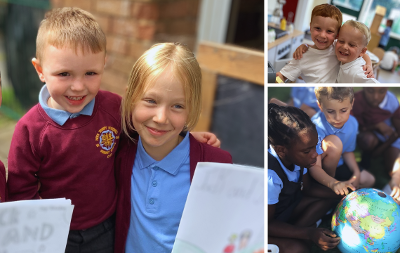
0, 160, 6, 202
268, 146, 307, 222
311, 111, 359, 180
290, 87, 319, 113
352, 90, 400, 150
8, 85, 121, 252
114, 131, 232, 253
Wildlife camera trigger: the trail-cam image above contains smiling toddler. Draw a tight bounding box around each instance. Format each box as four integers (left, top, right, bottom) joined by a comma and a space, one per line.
336, 20, 379, 83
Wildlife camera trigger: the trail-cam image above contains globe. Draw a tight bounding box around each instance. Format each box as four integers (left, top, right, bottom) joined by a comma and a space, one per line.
332, 188, 400, 253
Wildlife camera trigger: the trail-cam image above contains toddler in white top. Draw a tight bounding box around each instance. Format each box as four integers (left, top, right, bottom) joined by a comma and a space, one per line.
335, 20, 379, 83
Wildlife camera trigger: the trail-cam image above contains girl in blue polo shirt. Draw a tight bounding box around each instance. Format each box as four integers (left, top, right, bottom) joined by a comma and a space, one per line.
114, 43, 232, 253
268, 103, 351, 252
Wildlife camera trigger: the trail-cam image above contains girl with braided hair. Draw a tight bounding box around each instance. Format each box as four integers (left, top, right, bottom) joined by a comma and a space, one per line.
268, 103, 354, 253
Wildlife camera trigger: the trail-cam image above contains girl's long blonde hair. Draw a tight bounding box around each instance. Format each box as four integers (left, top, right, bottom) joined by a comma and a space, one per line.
121, 43, 202, 139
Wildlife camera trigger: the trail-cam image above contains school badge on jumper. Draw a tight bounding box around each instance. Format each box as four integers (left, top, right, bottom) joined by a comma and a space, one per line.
95, 126, 119, 158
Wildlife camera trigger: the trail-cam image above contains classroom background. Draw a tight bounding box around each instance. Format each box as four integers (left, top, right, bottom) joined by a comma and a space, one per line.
268, 86, 400, 253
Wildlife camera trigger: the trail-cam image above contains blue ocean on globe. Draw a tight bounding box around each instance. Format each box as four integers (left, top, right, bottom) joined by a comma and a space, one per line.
332, 188, 400, 253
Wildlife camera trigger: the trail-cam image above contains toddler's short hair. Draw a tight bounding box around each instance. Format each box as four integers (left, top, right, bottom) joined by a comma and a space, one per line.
315, 87, 354, 103
36, 7, 106, 61
343, 20, 371, 46
121, 43, 202, 137
311, 4, 342, 30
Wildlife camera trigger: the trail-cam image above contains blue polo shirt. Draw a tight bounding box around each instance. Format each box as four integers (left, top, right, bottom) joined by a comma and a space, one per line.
126, 132, 190, 253
379, 26, 391, 47
38, 85, 95, 126
291, 87, 320, 112
311, 111, 358, 167
374, 91, 400, 150
268, 145, 307, 205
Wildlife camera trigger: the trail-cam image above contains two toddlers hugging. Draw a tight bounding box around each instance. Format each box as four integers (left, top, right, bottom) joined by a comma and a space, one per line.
277, 4, 378, 83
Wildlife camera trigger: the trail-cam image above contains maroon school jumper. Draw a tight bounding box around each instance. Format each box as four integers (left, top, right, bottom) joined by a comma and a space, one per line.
114, 132, 232, 253
0, 160, 6, 202
351, 90, 400, 129
7, 90, 121, 230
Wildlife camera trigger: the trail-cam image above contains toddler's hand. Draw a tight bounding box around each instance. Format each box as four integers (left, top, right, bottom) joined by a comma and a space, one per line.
293, 44, 309, 60
363, 65, 375, 78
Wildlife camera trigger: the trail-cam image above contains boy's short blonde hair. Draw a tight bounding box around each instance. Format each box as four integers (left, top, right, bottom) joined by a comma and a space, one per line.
121, 43, 202, 138
311, 4, 343, 31
343, 20, 371, 46
36, 7, 106, 61
315, 87, 354, 103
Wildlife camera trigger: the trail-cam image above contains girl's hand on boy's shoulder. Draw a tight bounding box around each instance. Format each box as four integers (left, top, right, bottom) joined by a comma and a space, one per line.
362, 65, 375, 78
191, 132, 221, 148
293, 44, 309, 60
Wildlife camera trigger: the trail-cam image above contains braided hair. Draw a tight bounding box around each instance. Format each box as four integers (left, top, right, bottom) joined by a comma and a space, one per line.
268, 103, 316, 147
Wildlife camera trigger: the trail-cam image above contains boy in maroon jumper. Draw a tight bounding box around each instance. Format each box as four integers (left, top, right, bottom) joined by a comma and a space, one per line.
7, 7, 219, 252
0, 71, 6, 202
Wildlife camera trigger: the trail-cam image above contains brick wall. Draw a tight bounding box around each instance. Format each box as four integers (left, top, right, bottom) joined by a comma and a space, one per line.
50, 0, 201, 96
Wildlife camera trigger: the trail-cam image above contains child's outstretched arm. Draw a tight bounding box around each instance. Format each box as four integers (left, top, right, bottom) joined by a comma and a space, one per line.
342, 152, 361, 188
269, 98, 288, 106
309, 155, 356, 195
292, 44, 311, 60
191, 132, 221, 148
362, 53, 375, 78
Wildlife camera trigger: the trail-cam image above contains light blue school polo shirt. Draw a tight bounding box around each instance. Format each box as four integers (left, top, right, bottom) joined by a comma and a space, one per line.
39, 85, 95, 126
125, 132, 190, 253
311, 111, 358, 167
268, 145, 307, 205
290, 87, 320, 112
374, 91, 400, 150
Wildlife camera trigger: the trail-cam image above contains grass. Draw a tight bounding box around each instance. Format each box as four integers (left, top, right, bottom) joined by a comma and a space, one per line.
268, 87, 400, 253
0, 86, 25, 123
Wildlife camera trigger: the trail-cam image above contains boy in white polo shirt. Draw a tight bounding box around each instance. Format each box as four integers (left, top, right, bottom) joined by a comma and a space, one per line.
335, 20, 379, 83
276, 4, 373, 83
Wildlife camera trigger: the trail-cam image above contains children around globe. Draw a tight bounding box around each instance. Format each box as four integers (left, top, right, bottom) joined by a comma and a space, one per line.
269, 87, 400, 252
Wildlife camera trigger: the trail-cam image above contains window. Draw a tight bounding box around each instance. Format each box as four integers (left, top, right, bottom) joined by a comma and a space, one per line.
332, 0, 363, 11
364, 0, 400, 37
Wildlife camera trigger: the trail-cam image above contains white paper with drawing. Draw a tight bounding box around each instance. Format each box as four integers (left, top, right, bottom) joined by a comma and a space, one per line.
0, 198, 74, 253
172, 162, 264, 253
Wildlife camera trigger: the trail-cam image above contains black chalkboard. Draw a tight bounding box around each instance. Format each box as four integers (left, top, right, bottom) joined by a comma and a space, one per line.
210, 75, 264, 168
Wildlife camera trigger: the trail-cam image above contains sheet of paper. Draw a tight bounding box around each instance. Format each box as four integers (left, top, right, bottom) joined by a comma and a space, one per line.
0, 198, 74, 253
172, 162, 264, 253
